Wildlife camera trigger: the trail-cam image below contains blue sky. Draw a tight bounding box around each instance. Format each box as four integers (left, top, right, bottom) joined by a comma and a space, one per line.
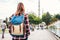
0, 0, 60, 20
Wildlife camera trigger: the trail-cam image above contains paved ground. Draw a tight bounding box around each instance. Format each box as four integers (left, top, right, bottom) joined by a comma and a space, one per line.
28, 29, 59, 40
0, 29, 60, 40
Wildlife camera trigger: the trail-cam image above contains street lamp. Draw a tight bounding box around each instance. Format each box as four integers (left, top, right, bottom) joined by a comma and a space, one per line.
38, 0, 40, 17
38, 0, 40, 29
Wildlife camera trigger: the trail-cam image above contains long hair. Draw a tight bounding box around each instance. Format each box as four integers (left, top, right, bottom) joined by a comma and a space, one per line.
15, 2, 25, 15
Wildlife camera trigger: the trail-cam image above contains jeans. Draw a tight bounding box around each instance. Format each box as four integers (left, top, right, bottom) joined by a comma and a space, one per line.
2, 29, 5, 38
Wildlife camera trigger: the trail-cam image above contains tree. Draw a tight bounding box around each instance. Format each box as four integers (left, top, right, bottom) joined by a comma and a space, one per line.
28, 14, 36, 24
55, 14, 60, 20
33, 16, 42, 24
28, 14, 42, 24
42, 12, 52, 25
50, 16, 58, 23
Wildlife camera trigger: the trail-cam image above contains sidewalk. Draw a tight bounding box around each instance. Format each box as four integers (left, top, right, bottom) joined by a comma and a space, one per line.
0, 29, 60, 40
28, 29, 59, 40
0, 33, 12, 40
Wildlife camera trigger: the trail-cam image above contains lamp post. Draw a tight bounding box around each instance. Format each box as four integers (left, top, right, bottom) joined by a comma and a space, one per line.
38, 0, 40, 17
38, 0, 40, 29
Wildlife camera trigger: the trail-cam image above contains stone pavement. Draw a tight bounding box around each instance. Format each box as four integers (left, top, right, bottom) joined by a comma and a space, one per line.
0, 29, 60, 40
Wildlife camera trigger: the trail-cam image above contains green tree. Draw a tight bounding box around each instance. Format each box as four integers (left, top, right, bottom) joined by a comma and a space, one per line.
50, 16, 58, 23
28, 14, 42, 24
33, 16, 42, 24
42, 12, 52, 25
55, 14, 60, 20
28, 14, 36, 24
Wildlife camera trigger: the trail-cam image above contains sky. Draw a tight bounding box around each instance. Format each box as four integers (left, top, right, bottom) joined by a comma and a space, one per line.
0, 0, 38, 20
0, 0, 60, 20
40, 0, 60, 15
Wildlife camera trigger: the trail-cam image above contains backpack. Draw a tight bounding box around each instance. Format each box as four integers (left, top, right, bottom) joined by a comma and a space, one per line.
10, 14, 24, 25
10, 14, 26, 37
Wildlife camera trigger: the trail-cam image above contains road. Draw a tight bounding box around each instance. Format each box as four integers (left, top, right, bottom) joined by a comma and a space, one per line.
0, 29, 59, 40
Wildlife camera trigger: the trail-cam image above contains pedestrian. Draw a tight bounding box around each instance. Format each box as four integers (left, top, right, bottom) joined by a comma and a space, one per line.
40, 25, 43, 30
1, 21, 6, 39
9, 2, 30, 40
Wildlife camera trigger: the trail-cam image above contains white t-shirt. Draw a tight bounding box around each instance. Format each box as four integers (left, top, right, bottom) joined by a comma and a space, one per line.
1, 23, 6, 29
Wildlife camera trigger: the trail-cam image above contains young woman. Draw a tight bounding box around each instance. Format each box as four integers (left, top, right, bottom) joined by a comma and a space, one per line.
9, 2, 30, 40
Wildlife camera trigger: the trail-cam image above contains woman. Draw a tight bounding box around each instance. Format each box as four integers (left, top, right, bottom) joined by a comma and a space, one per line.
9, 2, 30, 40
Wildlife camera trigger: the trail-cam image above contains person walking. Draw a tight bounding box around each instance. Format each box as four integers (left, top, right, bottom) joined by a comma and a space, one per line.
40, 25, 43, 30
9, 2, 30, 40
1, 21, 6, 39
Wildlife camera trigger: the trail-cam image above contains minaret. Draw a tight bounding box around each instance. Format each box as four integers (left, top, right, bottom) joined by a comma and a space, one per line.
38, 0, 40, 17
